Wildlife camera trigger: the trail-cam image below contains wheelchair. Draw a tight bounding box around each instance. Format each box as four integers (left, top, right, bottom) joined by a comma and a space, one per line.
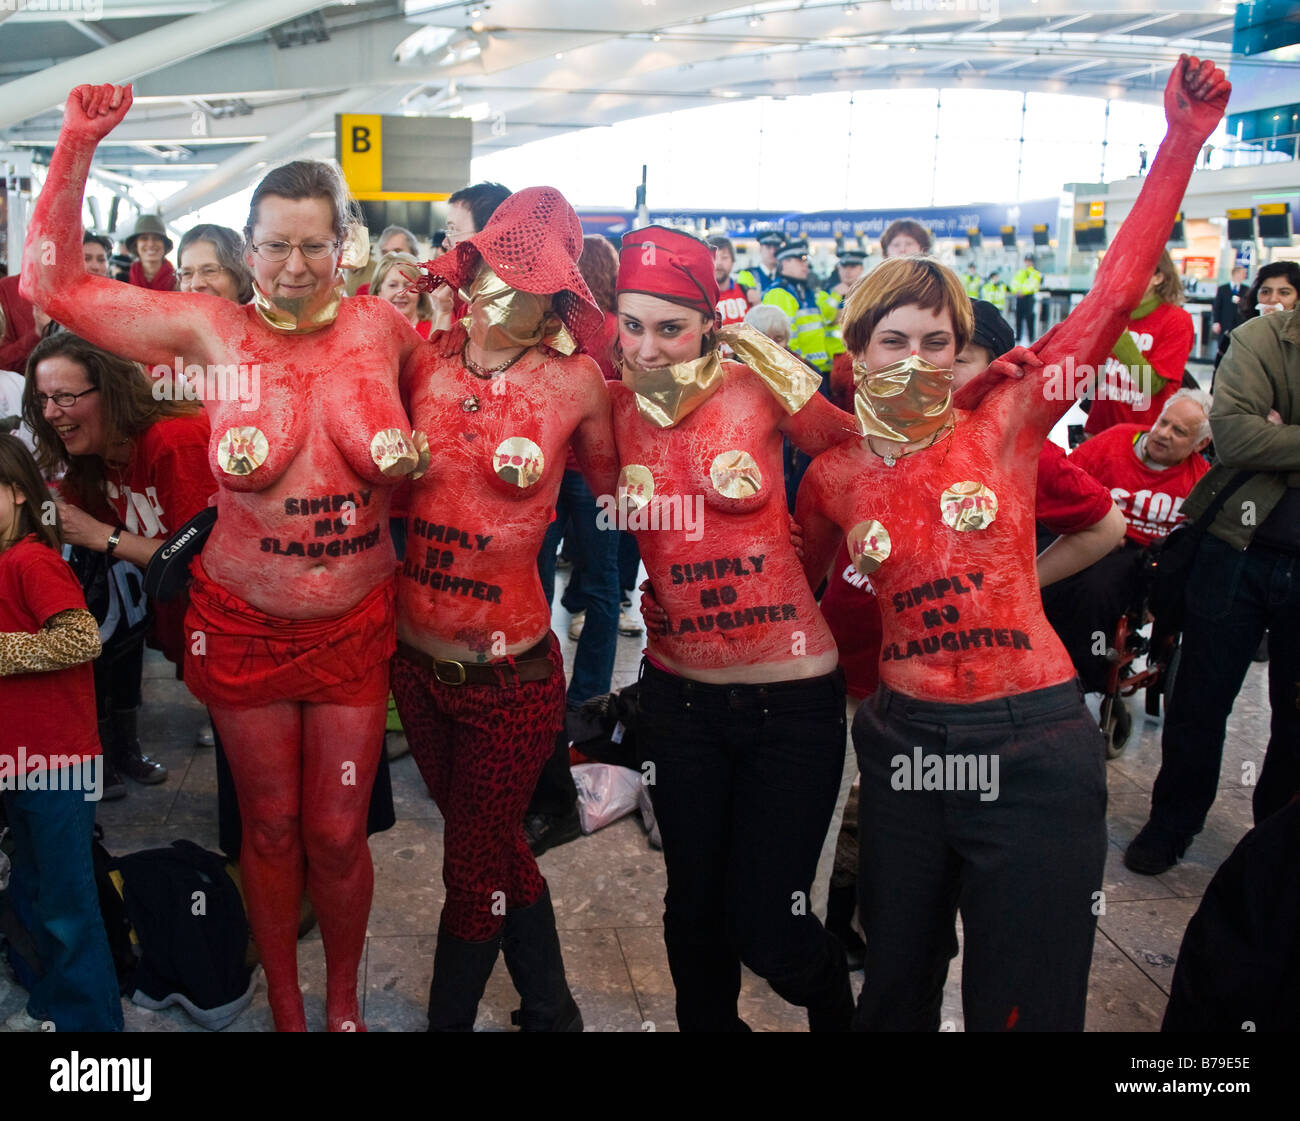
1097, 548, 1182, 759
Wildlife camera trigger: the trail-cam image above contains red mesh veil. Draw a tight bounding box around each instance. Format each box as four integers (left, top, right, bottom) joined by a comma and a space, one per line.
418, 186, 604, 351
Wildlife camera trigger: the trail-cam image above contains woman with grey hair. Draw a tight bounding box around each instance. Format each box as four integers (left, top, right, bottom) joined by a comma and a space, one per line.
744, 303, 793, 347
177, 224, 254, 304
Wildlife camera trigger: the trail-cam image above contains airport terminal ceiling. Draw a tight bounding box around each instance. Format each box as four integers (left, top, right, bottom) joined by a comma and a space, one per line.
0, 0, 1261, 219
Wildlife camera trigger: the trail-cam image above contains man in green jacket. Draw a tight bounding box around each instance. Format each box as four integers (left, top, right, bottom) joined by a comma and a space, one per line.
981, 269, 1010, 317
1126, 307, 1300, 874
1011, 255, 1042, 343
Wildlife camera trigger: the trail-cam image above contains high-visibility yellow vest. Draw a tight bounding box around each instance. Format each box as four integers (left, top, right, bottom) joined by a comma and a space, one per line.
962, 272, 982, 298
980, 280, 1010, 314
1011, 267, 1042, 297
817, 288, 845, 359
763, 282, 830, 372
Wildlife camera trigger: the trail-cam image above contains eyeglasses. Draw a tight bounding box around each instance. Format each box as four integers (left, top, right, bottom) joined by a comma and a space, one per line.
178, 264, 229, 283
36, 387, 99, 409
250, 240, 338, 262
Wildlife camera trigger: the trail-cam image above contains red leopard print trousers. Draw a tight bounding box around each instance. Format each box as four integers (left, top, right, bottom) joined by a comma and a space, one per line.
391, 638, 566, 941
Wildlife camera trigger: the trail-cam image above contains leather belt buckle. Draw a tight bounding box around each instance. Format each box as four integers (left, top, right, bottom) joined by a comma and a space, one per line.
434, 658, 468, 686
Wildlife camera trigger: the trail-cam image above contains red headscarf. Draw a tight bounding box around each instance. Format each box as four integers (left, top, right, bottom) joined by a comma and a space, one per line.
617, 226, 719, 317
418, 186, 603, 352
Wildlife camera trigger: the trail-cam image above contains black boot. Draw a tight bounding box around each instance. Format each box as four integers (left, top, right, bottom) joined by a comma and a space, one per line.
96, 718, 127, 802
826, 883, 866, 971
109, 708, 167, 785
426, 926, 501, 1032
805, 934, 854, 1033
502, 884, 583, 1031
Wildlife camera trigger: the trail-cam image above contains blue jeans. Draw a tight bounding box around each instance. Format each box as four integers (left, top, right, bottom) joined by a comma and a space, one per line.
3, 783, 123, 1031
1151, 535, 1300, 837
537, 469, 619, 708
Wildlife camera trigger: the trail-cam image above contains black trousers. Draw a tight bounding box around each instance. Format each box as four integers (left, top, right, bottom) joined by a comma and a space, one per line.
1041, 542, 1146, 694
853, 679, 1107, 1031
1151, 535, 1300, 838
637, 660, 851, 1031
1015, 294, 1035, 341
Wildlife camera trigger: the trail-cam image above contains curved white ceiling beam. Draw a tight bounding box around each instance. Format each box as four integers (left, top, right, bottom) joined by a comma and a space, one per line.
0, 0, 331, 129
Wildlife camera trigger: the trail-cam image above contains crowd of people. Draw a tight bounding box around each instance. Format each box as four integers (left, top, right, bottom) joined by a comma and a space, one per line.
0, 54, 1295, 1035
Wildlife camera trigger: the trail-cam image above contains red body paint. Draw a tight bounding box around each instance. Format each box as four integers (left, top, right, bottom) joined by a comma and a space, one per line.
612, 365, 856, 681
21, 84, 426, 1031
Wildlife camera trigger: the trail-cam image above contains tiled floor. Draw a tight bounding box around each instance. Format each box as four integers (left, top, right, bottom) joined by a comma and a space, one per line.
1, 587, 1273, 1032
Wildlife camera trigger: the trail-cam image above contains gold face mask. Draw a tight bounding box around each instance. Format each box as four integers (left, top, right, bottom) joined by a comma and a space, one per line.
853, 353, 953, 443
252, 277, 344, 335
460, 263, 574, 353
622, 350, 725, 428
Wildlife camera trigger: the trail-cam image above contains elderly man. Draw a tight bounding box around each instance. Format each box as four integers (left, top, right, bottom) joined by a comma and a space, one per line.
1126, 308, 1300, 874
1041, 390, 1213, 696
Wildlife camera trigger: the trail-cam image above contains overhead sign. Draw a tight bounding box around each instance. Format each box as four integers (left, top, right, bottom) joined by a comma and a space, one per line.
337, 114, 472, 201
576, 198, 1059, 241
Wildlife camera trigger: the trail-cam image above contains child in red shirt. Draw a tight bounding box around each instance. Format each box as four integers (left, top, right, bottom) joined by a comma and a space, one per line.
0, 433, 122, 1031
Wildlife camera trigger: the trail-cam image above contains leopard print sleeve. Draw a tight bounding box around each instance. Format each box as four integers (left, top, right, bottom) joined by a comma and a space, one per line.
0, 609, 102, 676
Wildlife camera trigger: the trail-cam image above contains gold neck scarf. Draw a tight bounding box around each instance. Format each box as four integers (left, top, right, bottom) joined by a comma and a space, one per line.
853, 353, 953, 443
458, 263, 577, 356
623, 322, 823, 429
252, 277, 344, 335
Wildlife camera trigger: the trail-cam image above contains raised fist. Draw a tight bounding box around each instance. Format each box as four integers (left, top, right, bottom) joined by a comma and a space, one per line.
64, 84, 133, 141
1163, 56, 1230, 144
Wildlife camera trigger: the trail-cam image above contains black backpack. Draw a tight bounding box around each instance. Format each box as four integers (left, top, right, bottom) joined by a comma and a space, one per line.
114, 840, 255, 1030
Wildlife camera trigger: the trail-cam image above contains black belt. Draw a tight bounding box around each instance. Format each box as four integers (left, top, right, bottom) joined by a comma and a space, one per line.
638, 659, 844, 711
396, 634, 554, 687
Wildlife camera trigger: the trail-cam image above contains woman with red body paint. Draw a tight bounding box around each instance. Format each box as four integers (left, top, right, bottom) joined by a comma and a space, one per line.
393, 187, 618, 1031
795, 56, 1228, 1031
610, 225, 860, 1030
23, 84, 425, 1032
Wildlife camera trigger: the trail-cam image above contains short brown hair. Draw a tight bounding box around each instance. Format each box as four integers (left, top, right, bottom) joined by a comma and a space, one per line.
245, 160, 359, 244
24, 333, 200, 516
880, 218, 933, 257
706, 235, 735, 258
842, 257, 972, 357
578, 235, 619, 314
1151, 249, 1185, 306
0, 432, 60, 552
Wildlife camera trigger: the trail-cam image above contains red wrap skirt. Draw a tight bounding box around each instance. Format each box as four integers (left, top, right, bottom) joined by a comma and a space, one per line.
184, 556, 396, 708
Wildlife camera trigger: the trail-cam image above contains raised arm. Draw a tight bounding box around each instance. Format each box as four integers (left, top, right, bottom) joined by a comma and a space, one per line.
21, 85, 229, 367
991, 57, 1228, 434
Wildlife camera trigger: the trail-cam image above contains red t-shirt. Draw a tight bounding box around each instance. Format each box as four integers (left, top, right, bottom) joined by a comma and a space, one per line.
821, 440, 1115, 698
716, 282, 749, 329
0, 536, 100, 766
1067, 422, 1209, 546
1084, 302, 1193, 435
73, 411, 215, 665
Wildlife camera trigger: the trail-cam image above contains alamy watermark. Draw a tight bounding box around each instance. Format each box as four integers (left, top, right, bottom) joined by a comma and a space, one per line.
0, 748, 103, 802
151, 359, 261, 411
891, 746, 1000, 802
596, 492, 705, 542
892, 0, 999, 15
4, 0, 104, 17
